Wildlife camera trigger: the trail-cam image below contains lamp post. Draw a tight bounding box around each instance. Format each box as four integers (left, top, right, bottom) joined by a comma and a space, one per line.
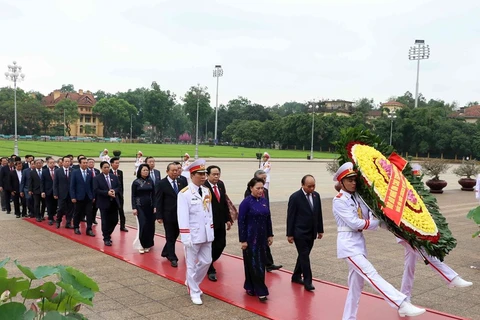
388, 111, 397, 146
130, 114, 133, 143
5, 61, 25, 156
310, 101, 316, 160
212, 65, 223, 145
195, 84, 200, 159
409, 40, 430, 108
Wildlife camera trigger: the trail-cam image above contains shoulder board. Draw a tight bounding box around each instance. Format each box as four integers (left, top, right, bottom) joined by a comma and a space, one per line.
180, 186, 189, 193
335, 193, 343, 198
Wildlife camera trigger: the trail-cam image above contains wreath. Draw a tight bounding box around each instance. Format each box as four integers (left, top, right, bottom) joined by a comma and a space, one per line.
334, 127, 457, 261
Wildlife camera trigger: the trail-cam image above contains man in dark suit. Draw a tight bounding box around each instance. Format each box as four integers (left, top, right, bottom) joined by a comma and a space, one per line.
156, 162, 188, 267
41, 157, 58, 225
0, 157, 7, 211
244, 169, 283, 272
0, 158, 15, 214
10, 160, 26, 218
20, 160, 34, 217
173, 162, 188, 185
29, 159, 45, 222
145, 156, 161, 189
70, 157, 95, 236
54, 156, 74, 229
87, 158, 100, 225
286, 174, 324, 291
71, 154, 84, 171
110, 157, 128, 232
204, 165, 233, 281
94, 161, 121, 246
22, 155, 33, 170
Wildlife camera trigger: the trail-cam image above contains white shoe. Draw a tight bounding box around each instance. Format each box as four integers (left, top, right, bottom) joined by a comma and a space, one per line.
191, 297, 203, 305
139, 248, 145, 254
398, 301, 426, 317
144, 248, 150, 253
449, 276, 473, 288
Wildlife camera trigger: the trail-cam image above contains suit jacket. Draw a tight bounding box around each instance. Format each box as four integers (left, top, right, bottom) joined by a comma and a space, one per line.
93, 173, 120, 209
9, 170, 23, 193
53, 167, 71, 200
110, 169, 124, 195
72, 164, 80, 170
0, 165, 14, 190
89, 168, 100, 178
29, 169, 43, 195
286, 189, 324, 240
150, 169, 161, 188
22, 162, 29, 170
70, 168, 94, 201
155, 176, 188, 222
41, 167, 56, 196
20, 168, 32, 193
204, 180, 232, 228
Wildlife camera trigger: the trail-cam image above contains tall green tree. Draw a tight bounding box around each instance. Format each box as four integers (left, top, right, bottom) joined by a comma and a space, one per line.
60, 84, 75, 93
143, 82, 176, 139
93, 97, 137, 137
183, 85, 212, 142
55, 99, 79, 136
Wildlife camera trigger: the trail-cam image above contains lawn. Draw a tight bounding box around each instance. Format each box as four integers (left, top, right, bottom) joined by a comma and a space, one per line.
0, 141, 338, 159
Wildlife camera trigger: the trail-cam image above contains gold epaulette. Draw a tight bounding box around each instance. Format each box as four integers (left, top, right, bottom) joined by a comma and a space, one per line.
180, 186, 189, 193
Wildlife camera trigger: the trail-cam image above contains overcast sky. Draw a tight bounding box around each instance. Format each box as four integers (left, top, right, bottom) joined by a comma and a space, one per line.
1, 0, 479, 108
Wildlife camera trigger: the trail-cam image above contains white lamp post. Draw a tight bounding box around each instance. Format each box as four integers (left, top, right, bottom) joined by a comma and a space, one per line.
388, 111, 397, 146
5, 61, 25, 156
212, 65, 223, 145
309, 101, 316, 160
409, 40, 430, 108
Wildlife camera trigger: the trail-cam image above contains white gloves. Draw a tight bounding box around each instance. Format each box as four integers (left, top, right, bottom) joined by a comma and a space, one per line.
183, 240, 193, 248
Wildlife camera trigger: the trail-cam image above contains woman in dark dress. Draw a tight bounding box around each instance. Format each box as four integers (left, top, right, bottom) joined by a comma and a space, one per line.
132, 163, 156, 254
238, 177, 274, 302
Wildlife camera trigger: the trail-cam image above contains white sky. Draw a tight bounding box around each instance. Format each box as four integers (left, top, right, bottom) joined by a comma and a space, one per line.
1, 0, 479, 108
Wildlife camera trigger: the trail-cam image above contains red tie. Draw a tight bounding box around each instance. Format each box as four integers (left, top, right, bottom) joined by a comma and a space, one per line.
50, 169, 54, 179
91, 170, 95, 177
213, 185, 220, 202
114, 170, 117, 176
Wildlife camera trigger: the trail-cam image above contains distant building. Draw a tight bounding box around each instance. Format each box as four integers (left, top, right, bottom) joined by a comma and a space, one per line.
324, 100, 353, 111
381, 101, 405, 114
449, 105, 480, 123
43, 89, 104, 137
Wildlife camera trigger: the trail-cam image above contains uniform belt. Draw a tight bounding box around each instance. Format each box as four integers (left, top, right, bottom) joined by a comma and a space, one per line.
337, 226, 362, 232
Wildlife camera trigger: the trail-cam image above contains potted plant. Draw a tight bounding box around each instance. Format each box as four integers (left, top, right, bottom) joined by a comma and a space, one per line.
422, 158, 450, 193
112, 150, 121, 157
453, 160, 480, 191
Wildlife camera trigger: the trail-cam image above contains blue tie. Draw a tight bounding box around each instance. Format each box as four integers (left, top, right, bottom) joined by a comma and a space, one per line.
173, 180, 178, 194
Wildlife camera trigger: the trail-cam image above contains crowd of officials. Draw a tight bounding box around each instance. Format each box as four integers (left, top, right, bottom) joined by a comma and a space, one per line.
0, 152, 473, 319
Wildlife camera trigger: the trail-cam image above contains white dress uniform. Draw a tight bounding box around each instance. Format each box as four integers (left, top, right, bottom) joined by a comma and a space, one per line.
333, 162, 410, 320
261, 154, 271, 190
177, 180, 214, 301
181, 158, 192, 183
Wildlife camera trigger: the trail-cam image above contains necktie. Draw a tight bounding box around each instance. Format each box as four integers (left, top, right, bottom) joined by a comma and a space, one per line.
213, 185, 220, 202
83, 170, 86, 181
114, 170, 117, 176
307, 193, 314, 211
105, 175, 111, 189
65, 169, 68, 179
172, 180, 178, 194
198, 187, 202, 197
92, 170, 95, 177
150, 171, 155, 183
38, 169, 42, 177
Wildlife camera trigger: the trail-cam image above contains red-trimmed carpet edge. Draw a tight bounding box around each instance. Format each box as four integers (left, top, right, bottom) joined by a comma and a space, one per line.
24, 218, 469, 320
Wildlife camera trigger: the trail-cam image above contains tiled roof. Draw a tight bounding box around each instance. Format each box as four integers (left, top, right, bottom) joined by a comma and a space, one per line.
449, 105, 480, 119
42, 91, 96, 106
381, 100, 405, 107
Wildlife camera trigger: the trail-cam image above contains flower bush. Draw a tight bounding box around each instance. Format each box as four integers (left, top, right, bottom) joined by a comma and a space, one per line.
0, 258, 99, 319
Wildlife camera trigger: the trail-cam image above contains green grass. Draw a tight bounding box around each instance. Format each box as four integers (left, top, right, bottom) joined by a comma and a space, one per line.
0, 140, 338, 159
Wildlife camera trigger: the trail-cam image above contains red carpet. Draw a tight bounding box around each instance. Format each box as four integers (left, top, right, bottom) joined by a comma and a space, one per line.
25, 218, 467, 320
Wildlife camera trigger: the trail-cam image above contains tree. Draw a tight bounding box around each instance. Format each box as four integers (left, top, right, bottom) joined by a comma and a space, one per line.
60, 84, 75, 93
55, 99, 79, 136
354, 98, 375, 114
183, 85, 212, 142
143, 82, 176, 140
93, 97, 137, 137
93, 90, 114, 101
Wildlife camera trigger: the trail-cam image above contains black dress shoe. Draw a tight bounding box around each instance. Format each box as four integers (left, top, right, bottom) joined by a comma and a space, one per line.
48, 220, 54, 226
208, 273, 217, 282
74, 228, 81, 235
36, 218, 42, 222
305, 284, 315, 291
93, 220, 98, 225
120, 227, 129, 232
104, 240, 112, 246
6, 211, 11, 215
246, 290, 255, 296
86, 230, 95, 237
56, 222, 60, 229
258, 296, 268, 302
41, 217, 45, 221
170, 260, 178, 268
15, 214, 20, 218
266, 264, 283, 272
65, 224, 73, 229
81, 218, 87, 222
291, 277, 304, 285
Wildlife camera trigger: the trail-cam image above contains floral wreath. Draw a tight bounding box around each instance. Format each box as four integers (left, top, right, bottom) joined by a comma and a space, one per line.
334, 127, 456, 261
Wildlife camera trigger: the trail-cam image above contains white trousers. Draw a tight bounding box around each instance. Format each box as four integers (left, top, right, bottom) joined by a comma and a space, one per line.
399, 241, 458, 300
343, 255, 406, 320
184, 242, 212, 299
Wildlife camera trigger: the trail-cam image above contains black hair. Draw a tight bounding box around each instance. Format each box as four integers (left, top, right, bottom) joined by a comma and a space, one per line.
100, 161, 110, 169
206, 165, 221, 174
301, 174, 315, 185
247, 177, 264, 189
137, 164, 150, 179
166, 162, 176, 171
144, 156, 154, 163
110, 157, 120, 164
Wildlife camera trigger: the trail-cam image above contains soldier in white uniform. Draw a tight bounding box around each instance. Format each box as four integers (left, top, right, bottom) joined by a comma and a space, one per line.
181, 153, 192, 183
261, 152, 271, 190
332, 162, 425, 319
177, 159, 214, 305
397, 237, 472, 301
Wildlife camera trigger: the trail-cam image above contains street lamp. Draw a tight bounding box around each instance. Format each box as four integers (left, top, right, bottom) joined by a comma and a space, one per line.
5, 61, 25, 156
388, 111, 397, 146
409, 40, 430, 108
309, 101, 316, 160
195, 83, 200, 159
212, 65, 223, 145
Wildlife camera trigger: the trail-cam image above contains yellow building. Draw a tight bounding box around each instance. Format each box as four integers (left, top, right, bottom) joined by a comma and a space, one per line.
381, 101, 405, 114
449, 105, 480, 123
43, 89, 104, 137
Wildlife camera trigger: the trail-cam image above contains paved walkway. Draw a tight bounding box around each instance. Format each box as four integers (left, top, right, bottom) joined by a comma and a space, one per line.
1, 160, 479, 319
